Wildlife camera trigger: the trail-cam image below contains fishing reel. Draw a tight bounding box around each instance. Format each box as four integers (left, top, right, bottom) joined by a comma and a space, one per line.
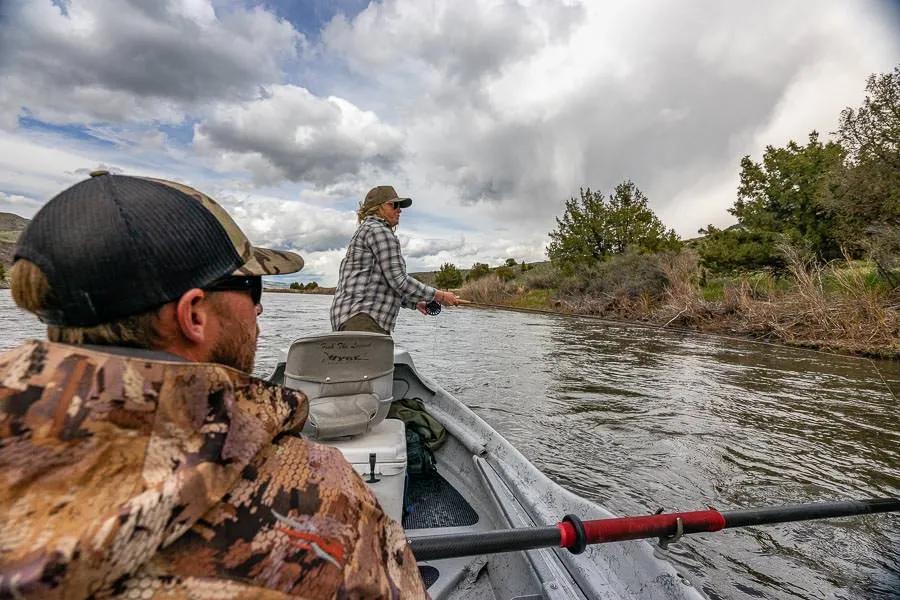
425, 299, 442, 316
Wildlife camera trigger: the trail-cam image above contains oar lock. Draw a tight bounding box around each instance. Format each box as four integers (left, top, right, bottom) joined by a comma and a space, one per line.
654, 507, 685, 549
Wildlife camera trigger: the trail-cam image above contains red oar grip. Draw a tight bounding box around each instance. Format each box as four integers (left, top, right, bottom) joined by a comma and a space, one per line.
558, 510, 726, 549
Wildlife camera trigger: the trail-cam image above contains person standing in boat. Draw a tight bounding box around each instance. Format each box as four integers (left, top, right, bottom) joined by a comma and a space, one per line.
331, 185, 459, 335
0, 172, 427, 599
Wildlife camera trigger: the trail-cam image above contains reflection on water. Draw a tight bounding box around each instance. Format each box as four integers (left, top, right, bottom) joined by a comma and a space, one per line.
1, 290, 898, 599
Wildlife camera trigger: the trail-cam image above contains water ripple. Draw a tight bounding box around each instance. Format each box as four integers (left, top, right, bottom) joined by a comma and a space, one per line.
1, 291, 897, 599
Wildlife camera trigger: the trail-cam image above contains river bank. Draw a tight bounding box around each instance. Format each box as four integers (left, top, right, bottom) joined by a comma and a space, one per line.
454, 254, 900, 361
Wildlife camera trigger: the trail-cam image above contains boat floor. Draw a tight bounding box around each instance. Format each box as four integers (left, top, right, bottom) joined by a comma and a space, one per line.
404, 472, 479, 530
404, 471, 484, 595
403, 467, 562, 600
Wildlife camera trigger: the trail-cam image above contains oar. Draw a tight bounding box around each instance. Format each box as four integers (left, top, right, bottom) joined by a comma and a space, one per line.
408, 498, 900, 561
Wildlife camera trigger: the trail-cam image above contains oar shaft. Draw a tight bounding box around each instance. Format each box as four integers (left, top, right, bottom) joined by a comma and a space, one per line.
722, 498, 900, 529
410, 526, 561, 561
408, 498, 900, 562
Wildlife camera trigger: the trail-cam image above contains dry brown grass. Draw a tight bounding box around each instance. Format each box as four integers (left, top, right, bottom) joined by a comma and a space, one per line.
654, 250, 712, 326
459, 274, 517, 305
650, 246, 899, 357
752, 248, 899, 355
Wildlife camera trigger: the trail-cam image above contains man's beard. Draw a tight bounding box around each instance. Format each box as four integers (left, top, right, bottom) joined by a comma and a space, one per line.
210, 315, 259, 374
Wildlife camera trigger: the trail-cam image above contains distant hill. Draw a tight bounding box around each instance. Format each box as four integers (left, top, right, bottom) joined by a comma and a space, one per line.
0, 212, 29, 269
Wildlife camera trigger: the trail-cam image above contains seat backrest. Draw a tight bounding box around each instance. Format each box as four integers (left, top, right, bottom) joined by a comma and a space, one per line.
284, 331, 394, 440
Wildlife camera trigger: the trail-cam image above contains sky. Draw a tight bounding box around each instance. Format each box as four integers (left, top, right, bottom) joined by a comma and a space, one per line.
0, 0, 897, 286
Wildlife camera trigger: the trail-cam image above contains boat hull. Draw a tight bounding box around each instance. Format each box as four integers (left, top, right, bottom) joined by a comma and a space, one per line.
392, 351, 705, 600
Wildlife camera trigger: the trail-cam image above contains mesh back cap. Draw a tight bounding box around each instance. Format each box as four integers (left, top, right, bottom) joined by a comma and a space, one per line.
15, 171, 304, 326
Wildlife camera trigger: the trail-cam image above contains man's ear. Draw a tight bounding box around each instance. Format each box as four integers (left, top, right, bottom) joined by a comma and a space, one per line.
174, 288, 211, 345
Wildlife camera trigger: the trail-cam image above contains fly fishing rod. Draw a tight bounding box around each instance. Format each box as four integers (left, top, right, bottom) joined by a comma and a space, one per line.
423, 298, 472, 315
408, 498, 900, 561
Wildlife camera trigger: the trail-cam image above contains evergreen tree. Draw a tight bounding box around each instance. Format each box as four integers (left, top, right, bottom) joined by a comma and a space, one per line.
830, 67, 899, 270
466, 262, 491, 281
697, 225, 783, 273
733, 132, 845, 260
435, 263, 463, 289
547, 182, 679, 273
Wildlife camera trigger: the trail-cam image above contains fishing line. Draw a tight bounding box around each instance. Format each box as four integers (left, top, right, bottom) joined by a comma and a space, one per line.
868, 358, 897, 402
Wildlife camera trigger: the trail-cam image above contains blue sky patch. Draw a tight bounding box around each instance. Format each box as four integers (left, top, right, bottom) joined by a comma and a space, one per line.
264, 0, 370, 39
18, 116, 116, 149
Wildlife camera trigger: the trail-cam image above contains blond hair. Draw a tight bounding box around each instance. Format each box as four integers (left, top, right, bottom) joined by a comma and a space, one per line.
356, 202, 398, 232
10, 260, 162, 347
357, 202, 384, 223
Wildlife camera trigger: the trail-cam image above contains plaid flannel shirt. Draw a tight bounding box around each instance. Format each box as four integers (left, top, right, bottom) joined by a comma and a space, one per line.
331, 216, 436, 332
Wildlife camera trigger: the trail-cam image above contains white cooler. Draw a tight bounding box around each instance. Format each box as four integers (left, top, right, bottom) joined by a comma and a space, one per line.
320, 418, 407, 522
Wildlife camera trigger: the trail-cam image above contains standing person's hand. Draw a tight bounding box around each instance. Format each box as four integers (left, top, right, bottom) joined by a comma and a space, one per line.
416, 300, 428, 315
436, 290, 460, 306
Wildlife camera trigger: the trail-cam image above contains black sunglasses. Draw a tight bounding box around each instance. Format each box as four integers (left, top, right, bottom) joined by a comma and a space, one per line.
389, 201, 403, 209
204, 275, 262, 305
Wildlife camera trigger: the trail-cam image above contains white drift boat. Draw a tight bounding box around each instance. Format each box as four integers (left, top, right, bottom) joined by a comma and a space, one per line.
269, 331, 705, 600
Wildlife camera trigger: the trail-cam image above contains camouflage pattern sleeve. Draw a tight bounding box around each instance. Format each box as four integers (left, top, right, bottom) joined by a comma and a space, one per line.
150, 436, 427, 599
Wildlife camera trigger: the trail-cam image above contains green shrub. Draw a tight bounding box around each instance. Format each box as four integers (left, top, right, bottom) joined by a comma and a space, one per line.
558, 252, 668, 301
494, 266, 516, 282
435, 263, 463, 288
524, 268, 560, 290
466, 262, 491, 281
701, 278, 726, 302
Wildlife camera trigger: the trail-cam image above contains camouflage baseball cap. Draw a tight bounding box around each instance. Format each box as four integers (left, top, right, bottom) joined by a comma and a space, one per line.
360, 185, 412, 214
15, 171, 304, 326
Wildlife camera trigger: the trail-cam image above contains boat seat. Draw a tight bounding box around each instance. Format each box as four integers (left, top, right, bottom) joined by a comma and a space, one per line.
283, 331, 394, 440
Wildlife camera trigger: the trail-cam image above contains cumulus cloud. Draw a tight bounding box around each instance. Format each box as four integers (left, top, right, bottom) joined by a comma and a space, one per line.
402, 235, 466, 259
194, 85, 405, 185
323, 0, 583, 87
322, 0, 900, 237
0, 129, 118, 202
211, 187, 358, 253
0, 0, 303, 126
0, 191, 43, 218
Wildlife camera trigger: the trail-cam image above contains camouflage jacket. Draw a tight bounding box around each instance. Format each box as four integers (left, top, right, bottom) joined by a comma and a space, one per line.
0, 341, 426, 599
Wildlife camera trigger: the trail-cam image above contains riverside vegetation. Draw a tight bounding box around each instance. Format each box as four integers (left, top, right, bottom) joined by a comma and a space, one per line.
424, 67, 900, 359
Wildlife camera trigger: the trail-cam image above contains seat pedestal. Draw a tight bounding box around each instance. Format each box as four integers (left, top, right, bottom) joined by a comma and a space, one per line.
318, 418, 407, 522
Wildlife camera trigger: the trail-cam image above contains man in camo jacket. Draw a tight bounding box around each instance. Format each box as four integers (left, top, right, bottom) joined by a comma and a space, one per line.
0, 172, 427, 599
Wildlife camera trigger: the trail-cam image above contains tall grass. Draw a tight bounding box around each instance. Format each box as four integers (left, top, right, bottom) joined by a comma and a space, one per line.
652, 245, 899, 356
460, 274, 517, 305
755, 246, 899, 353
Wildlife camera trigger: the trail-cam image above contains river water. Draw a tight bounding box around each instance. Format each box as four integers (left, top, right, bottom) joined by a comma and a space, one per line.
2, 290, 898, 599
